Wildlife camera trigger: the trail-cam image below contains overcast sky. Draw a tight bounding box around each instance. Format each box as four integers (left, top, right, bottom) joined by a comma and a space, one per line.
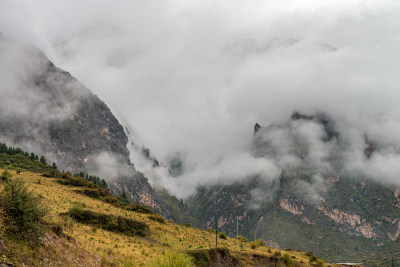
1, 0, 400, 197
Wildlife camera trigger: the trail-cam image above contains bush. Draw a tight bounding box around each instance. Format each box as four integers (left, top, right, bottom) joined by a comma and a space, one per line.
148, 250, 193, 267
187, 250, 210, 267
283, 253, 294, 266
125, 203, 153, 214
316, 259, 325, 267
218, 232, 227, 240
309, 256, 317, 263
237, 235, 248, 242
66, 206, 149, 237
182, 223, 191, 228
250, 239, 264, 249
0, 178, 48, 243
0, 169, 12, 181
149, 214, 166, 224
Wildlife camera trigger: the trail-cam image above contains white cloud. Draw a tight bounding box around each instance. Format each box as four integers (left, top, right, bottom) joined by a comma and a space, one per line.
1, 0, 400, 196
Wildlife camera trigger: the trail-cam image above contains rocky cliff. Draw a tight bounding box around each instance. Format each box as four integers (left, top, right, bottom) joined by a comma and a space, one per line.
186, 113, 400, 263
0, 36, 172, 217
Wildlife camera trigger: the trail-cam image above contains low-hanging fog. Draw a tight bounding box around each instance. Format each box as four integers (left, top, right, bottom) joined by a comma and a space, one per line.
1, 0, 400, 198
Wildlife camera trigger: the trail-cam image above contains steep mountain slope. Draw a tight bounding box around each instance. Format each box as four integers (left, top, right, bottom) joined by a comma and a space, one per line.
0, 152, 329, 266
186, 113, 400, 263
0, 36, 171, 217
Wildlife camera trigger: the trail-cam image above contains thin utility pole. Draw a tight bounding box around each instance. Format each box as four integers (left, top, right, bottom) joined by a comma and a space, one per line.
236, 216, 239, 239
215, 216, 218, 248
214, 198, 218, 248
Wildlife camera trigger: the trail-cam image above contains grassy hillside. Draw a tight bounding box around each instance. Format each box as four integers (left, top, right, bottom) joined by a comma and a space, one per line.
0, 167, 335, 266
0, 169, 332, 266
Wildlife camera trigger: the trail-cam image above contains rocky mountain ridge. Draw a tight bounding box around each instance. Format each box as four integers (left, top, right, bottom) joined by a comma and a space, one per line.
185, 112, 400, 262
0, 36, 173, 217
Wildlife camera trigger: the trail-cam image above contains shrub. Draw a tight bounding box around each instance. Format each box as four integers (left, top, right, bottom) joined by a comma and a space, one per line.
0, 169, 12, 181
207, 227, 212, 233
0, 178, 48, 243
42, 170, 60, 178
125, 203, 153, 214
182, 223, 191, 228
187, 250, 210, 267
283, 253, 294, 266
148, 250, 193, 267
250, 239, 264, 249
237, 235, 248, 242
149, 214, 166, 224
306, 251, 314, 257
219, 232, 227, 240
66, 207, 149, 237
316, 259, 325, 267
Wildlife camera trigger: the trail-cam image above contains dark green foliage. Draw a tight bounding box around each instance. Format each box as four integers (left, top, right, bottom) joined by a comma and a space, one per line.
39, 156, 47, 165
57, 174, 96, 187
148, 214, 166, 224
74, 172, 108, 189
250, 239, 264, 249
1, 170, 12, 181
66, 205, 149, 236
124, 203, 153, 214
309, 256, 317, 263
187, 250, 211, 267
42, 169, 61, 178
218, 232, 227, 240
118, 191, 131, 206
283, 254, 294, 266
0, 143, 51, 173
182, 223, 191, 227
0, 178, 48, 243
0, 143, 30, 157
237, 235, 248, 242
0, 153, 51, 173
51, 162, 57, 170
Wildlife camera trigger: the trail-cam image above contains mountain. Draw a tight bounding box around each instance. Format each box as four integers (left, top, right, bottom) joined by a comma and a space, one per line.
185, 112, 400, 263
0, 36, 172, 217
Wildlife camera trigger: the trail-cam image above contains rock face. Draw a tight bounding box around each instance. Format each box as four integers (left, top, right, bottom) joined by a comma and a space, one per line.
186, 113, 400, 262
0, 36, 171, 217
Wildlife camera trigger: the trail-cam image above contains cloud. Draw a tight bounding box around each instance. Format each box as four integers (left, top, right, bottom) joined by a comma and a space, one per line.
86, 151, 133, 181
1, 0, 400, 197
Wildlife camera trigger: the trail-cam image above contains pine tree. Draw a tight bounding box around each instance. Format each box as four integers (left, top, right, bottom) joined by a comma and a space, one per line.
39, 156, 47, 165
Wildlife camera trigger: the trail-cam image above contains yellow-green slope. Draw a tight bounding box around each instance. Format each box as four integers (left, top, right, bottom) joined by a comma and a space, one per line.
1, 169, 336, 267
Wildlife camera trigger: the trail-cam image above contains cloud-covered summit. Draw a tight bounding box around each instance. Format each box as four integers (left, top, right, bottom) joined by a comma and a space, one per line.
1, 0, 400, 198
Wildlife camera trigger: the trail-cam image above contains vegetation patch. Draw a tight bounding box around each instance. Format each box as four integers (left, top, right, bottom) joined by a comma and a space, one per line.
219, 232, 227, 240
186, 250, 211, 267
237, 235, 248, 242
65, 204, 149, 237
148, 214, 166, 224
283, 253, 294, 266
0, 173, 48, 244
148, 250, 194, 267
250, 239, 264, 249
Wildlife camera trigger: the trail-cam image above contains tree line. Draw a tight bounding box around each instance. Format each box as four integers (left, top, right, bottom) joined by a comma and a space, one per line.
0, 142, 57, 169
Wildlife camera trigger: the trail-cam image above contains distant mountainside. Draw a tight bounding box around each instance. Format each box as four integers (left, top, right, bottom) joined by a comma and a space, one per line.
185, 113, 400, 263
0, 36, 173, 217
